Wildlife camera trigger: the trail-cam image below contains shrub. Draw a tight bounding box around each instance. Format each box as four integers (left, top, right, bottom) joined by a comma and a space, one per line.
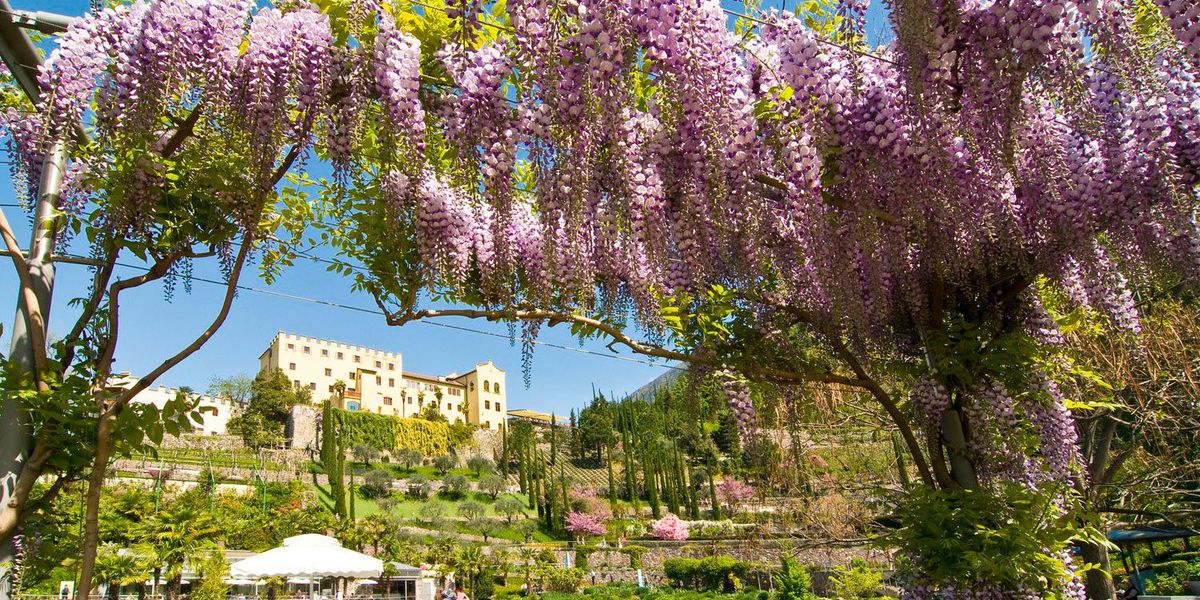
622, 545, 648, 570
652, 514, 690, 541
434, 453, 458, 475
480, 473, 508, 499
542, 567, 586, 592
359, 470, 394, 499
418, 501, 446, 524
830, 562, 883, 599
458, 500, 487, 522
776, 557, 815, 600
396, 448, 424, 472
664, 558, 701, 589
442, 474, 470, 498
664, 557, 750, 592
496, 496, 527, 523
407, 475, 431, 499
697, 556, 749, 592
1146, 560, 1200, 596
468, 456, 496, 476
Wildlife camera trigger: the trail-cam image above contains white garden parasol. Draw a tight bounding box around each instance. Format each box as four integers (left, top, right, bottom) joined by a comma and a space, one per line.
230, 534, 383, 579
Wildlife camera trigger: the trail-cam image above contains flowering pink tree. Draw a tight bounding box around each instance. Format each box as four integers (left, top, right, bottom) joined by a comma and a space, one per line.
565, 511, 607, 540
718, 478, 755, 512
651, 514, 690, 542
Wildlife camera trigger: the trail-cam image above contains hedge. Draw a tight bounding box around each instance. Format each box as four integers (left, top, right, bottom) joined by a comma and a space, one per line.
331, 409, 451, 457
663, 556, 751, 592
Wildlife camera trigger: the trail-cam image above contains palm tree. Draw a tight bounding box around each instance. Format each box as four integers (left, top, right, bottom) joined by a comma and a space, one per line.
93, 543, 155, 600
516, 548, 538, 592
140, 506, 220, 600
452, 546, 488, 598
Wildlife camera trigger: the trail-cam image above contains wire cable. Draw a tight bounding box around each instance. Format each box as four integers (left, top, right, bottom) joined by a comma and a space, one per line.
84, 254, 688, 372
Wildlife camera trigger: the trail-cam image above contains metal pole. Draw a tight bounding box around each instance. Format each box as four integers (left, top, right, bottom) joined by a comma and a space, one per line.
0, 5, 84, 593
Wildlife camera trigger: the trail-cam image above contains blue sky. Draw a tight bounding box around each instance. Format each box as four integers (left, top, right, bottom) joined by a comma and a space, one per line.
1, 0, 890, 414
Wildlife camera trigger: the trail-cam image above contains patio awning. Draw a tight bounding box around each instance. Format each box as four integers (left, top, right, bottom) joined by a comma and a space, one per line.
230, 534, 383, 579
1107, 525, 1200, 546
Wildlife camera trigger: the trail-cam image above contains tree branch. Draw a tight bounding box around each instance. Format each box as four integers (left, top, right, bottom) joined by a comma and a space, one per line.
110, 236, 253, 415
158, 102, 204, 158
0, 205, 49, 384
95, 253, 185, 382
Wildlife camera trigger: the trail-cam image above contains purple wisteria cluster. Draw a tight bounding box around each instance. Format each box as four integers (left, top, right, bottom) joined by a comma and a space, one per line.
233, 7, 332, 179
374, 15, 425, 155
1156, 0, 1200, 71
720, 376, 756, 442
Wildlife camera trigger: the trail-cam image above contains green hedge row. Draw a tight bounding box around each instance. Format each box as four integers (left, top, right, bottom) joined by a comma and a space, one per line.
663, 557, 751, 592
331, 409, 450, 457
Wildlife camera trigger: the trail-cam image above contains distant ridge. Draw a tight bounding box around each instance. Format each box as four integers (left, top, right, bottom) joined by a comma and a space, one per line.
627, 368, 683, 401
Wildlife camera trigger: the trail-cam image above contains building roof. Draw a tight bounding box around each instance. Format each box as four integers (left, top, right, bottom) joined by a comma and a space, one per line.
1107, 525, 1200, 546
507, 408, 566, 424
403, 371, 467, 387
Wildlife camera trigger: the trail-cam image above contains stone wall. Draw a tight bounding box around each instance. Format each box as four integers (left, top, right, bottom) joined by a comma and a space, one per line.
289, 403, 320, 450
556, 542, 890, 595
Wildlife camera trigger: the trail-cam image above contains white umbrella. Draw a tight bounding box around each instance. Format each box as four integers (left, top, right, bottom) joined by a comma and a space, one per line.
224, 578, 262, 585
230, 534, 383, 579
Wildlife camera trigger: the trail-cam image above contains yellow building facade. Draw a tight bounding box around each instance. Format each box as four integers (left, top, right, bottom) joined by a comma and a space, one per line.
258, 332, 507, 429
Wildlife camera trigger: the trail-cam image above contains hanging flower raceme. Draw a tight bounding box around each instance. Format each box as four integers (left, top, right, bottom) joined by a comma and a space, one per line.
233, 6, 333, 180
1156, 0, 1200, 71
720, 375, 756, 442
98, 0, 249, 136
374, 15, 425, 156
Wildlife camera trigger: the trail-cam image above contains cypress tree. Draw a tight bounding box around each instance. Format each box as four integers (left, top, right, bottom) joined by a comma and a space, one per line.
549, 414, 557, 465
685, 462, 701, 519
559, 465, 570, 530
606, 444, 618, 511
331, 420, 348, 518
644, 456, 660, 518
707, 462, 721, 520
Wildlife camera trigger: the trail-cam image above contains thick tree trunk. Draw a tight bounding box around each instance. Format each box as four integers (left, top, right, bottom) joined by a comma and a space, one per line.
76, 413, 116, 600
1080, 539, 1116, 600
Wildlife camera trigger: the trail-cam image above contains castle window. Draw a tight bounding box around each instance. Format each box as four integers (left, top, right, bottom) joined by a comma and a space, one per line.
337, 352, 344, 360
376, 360, 382, 368
349, 371, 356, 379
389, 378, 395, 387
384, 397, 393, 405
309, 382, 317, 390
322, 349, 329, 357
325, 368, 332, 376
388, 363, 395, 371
354, 355, 361, 363
485, 400, 491, 410
376, 376, 382, 385
212, 408, 219, 417
293, 379, 300, 388
469, 382, 475, 391
287, 343, 295, 350
483, 381, 490, 393
495, 402, 502, 412
329, 385, 335, 392
485, 421, 490, 428
289, 362, 296, 371
303, 346, 311, 354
